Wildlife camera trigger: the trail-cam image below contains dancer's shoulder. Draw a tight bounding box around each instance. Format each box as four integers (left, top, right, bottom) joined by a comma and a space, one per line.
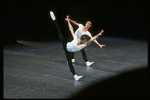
78, 24, 84, 27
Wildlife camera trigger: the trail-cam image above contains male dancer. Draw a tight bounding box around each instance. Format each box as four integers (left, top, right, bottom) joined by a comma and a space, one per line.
50, 11, 104, 81
67, 16, 106, 66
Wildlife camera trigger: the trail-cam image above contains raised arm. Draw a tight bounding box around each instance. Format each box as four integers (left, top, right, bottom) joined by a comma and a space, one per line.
65, 16, 75, 36
68, 17, 79, 26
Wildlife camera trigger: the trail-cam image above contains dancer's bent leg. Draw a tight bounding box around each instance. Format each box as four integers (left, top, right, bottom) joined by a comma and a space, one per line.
81, 49, 88, 62
81, 49, 94, 67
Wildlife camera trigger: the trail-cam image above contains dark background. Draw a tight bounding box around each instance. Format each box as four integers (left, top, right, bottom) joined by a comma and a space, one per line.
4, 1, 146, 43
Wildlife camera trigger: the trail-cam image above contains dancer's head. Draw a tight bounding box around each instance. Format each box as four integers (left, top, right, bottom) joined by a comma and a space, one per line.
85, 21, 92, 29
80, 35, 91, 44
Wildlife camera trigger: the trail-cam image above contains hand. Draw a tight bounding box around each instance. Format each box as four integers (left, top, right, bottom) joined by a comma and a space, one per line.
99, 44, 106, 49
98, 30, 104, 36
65, 15, 70, 21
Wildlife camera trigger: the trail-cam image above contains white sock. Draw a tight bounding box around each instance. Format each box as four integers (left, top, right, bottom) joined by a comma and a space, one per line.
73, 74, 77, 78
86, 61, 89, 63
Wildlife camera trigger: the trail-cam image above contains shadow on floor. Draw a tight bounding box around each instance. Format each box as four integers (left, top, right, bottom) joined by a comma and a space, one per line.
69, 66, 147, 98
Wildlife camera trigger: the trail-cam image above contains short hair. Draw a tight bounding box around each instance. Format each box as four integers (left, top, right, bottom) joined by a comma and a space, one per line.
81, 35, 91, 41
87, 21, 92, 24
87, 21, 92, 27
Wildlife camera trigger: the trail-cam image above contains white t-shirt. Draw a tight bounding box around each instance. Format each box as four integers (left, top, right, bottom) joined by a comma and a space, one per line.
67, 35, 86, 52
75, 24, 92, 38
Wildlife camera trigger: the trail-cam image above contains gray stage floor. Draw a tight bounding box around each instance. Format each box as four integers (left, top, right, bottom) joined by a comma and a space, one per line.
4, 37, 148, 98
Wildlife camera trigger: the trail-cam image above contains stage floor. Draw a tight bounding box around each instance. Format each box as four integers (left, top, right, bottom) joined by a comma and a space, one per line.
4, 37, 147, 98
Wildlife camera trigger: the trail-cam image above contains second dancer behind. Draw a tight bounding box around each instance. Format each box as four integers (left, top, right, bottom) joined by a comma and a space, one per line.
66, 15, 106, 66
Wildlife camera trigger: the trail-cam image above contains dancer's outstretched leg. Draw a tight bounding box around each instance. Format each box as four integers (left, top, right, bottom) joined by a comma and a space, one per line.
50, 11, 83, 81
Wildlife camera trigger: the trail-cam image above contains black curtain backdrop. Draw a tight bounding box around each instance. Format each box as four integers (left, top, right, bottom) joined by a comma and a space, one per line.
4, 1, 146, 43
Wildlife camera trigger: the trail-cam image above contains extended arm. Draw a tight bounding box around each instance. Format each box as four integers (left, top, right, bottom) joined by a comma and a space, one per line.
90, 31, 106, 49
87, 30, 104, 46
65, 16, 75, 36
69, 18, 79, 26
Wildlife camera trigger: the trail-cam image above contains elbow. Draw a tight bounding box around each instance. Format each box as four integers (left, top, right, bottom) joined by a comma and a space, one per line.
69, 26, 73, 31
69, 28, 73, 32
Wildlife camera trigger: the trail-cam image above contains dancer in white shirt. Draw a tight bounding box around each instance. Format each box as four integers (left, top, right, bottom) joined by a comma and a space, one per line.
67, 16, 106, 66
50, 11, 104, 81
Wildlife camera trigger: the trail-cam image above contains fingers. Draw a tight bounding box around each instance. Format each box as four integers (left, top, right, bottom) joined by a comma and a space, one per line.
100, 44, 106, 49
65, 18, 68, 21
100, 30, 104, 33
65, 15, 70, 21
102, 30, 104, 33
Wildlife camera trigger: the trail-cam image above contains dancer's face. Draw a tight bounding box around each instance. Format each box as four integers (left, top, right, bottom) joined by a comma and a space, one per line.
85, 21, 92, 28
